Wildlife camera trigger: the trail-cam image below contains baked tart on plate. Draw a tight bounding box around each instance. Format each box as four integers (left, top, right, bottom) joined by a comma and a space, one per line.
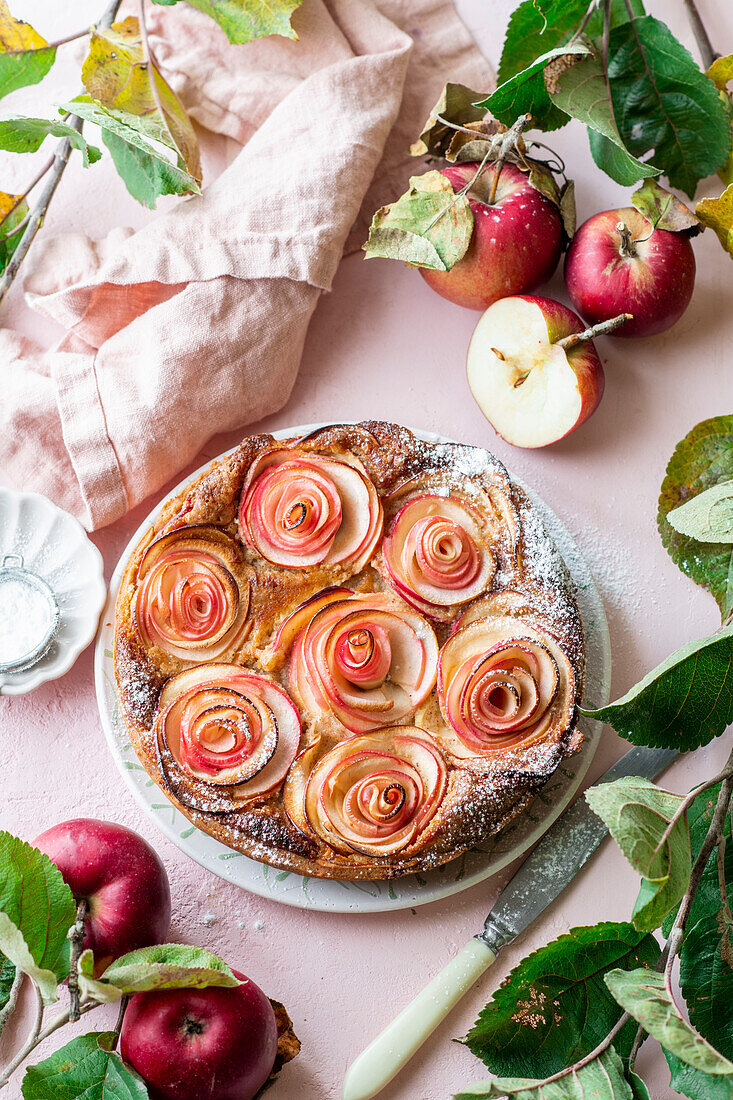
114, 422, 585, 880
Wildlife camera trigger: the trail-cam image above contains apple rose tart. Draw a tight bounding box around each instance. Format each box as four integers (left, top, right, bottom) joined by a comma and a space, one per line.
115, 422, 585, 879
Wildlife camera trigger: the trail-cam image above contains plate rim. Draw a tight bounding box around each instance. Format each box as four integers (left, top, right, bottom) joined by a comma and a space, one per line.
94, 422, 611, 913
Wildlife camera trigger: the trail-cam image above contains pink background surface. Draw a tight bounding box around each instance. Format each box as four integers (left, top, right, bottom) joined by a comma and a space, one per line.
1, 1, 732, 1097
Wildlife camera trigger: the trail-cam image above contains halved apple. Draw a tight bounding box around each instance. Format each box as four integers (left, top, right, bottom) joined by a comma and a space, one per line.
466, 295, 606, 449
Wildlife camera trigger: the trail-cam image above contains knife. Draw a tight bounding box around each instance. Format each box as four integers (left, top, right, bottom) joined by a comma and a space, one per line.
341, 744, 677, 1100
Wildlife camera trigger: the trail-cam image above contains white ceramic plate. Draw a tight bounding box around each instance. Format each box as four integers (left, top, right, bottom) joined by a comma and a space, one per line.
0, 488, 106, 696
95, 425, 610, 913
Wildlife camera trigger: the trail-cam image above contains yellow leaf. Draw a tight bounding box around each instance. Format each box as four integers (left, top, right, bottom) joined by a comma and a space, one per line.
708, 54, 733, 92
0, 0, 47, 52
696, 184, 733, 256
81, 16, 201, 183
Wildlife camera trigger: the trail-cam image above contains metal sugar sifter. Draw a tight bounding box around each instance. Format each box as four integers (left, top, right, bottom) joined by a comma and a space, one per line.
0, 554, 60, 674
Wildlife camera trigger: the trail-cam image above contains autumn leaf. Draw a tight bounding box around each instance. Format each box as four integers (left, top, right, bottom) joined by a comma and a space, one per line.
363, 170, 473, 271
410, 83, 492, 159
0, 1, 56, 101
632, 180, 701, 234
697, 185, 733, 258
151, 0, 302, 44
81, 16, 201, 184
0, 189, 27, 274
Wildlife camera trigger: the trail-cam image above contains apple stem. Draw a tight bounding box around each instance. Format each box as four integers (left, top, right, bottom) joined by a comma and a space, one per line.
616, 221, 636, 257
67, 899, 87, 1023
111, 995, 130, 1050
555, 312, 633, 349
488, 113, 532, 204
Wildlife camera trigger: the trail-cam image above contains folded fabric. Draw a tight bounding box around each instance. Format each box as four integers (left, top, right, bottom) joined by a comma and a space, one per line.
0, 0, 492, 530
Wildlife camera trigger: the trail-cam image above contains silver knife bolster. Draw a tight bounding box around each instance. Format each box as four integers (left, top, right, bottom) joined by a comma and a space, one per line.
476, 745, 678, 952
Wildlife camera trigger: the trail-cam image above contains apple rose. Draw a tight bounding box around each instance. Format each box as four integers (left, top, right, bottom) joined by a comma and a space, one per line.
239, 449, 382, 570
381, 495, 494, 620
303, 728, 447, 855
284, 590, 438, 733
135, 526, 250, 661
438, 614, 575, 754
155, 665, 301, 803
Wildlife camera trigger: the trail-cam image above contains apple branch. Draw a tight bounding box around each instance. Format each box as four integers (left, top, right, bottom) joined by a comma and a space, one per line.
488, 113, 531, 203
67, 899, 88, 1023
0, 0, 124, 310
0, 981, 44, 1088
555, 313, 632, 348
681, 0, 719, 70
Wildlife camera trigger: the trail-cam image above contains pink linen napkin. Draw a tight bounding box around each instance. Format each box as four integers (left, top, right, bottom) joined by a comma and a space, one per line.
0, 0, 492, 530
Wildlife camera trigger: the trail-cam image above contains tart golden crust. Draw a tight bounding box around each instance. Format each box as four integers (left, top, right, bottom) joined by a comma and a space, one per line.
114, 422, 585, 879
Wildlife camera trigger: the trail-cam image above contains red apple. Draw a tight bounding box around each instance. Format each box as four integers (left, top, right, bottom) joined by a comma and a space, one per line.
466, 295, 608, 448
34, 819, 171, 974
419, 161, 564, 311
564, 207, 695, 337
120, 969, 278, 1100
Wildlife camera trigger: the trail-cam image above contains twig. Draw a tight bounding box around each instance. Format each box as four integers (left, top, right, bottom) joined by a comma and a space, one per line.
0, 982, 44, 1087
575, 0, 601, 39
488, 113, 531, 203
651, 763, 733, 862
502, 1010, 632, 1091
555, 313, 632, 348
717, 831, 733, 928
0, 0, 124, 309
45, 29, 92, 49
662, 746, 733, 979
681, 0, 719, 69
67, 899, 87, 1023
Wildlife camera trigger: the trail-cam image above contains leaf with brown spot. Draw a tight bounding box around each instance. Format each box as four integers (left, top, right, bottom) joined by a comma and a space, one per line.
81, 16, 201, 184
0, 0, 55, 100
445, 119, 506, 164
151, 0, 302, 45
632, 179, 701, 234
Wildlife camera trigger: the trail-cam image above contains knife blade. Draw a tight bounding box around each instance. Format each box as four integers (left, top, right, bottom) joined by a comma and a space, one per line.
341, 744, 677, 1100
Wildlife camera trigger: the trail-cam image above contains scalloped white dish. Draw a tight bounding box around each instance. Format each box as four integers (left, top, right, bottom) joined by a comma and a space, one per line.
95, 424, 611, 913
0, 488, 106, 696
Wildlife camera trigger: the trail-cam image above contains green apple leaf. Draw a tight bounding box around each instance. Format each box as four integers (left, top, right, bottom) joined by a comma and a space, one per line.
409, 83, 491, 158
697, 186, 733, 258
579, 626, 733, 752
0, 189, 28, 273
605, 968, 733, 1076
628, 1072, 651, 1100
21, 1032, 149, 1100
0, 2, 56, 101
453, 1048, 634, 1099
481, 42, 590, 132
95, 943, 241, 994
664, 1050, 733, 1100
606, 16, 732, 198
631, 179, 702, 234
666, 481, 733, 544
585, 778, 691, 932
0, 117, 101, 166
680, 914, 733, 1062
0, 832, 75, 1003
544, 45, 660, 187
363, 170, 473, 271
60, 96, 200, 209
495, 0, 644, 133
462, 922, 659, 1077
664, 782, 733, 937
81, 16, 200, 185
150, 0, 302, 44
658, 416, 733, 619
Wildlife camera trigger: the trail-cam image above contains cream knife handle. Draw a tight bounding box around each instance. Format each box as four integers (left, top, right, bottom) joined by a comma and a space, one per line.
341, 936, 496, 1100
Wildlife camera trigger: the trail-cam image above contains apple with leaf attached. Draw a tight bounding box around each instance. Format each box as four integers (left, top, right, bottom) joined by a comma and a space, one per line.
363, 106, 574, 311
565, 181, 700, 338
466, 295, 630, 448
